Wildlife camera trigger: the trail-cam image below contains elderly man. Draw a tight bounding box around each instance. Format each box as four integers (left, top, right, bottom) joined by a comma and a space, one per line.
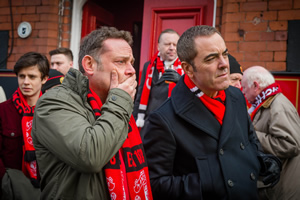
32, 27, 153, 200
143, 25, 281, 199
242, 66, 300, 200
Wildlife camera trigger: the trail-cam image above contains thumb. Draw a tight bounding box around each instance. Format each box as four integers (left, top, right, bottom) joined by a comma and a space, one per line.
110, 69, 118, 89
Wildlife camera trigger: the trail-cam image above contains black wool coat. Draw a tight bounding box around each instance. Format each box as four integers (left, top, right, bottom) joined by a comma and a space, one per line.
143, 76, 261, 200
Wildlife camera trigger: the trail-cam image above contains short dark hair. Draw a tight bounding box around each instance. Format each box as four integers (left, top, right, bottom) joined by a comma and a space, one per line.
177, 25, 222, 67
78, 26, 133, 73
13, 52, 49, 80
49, 47, 73, 61
158, 29, 179, 43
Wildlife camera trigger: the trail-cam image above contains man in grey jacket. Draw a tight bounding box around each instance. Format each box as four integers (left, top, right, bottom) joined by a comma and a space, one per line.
32, 27, 153, 200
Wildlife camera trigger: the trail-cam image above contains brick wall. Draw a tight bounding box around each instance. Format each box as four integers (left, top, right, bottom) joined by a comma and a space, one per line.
0, 0, 72, 70
219, 0, 300, 71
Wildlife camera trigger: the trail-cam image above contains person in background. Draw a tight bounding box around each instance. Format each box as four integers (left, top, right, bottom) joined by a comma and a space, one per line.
242, 66, 300, 200
32, 26, 153, 200
228, 54, 243, 89
0, 86, 6, 103
143, 25, 281, 199
133, 29, 183, 137
41, 69, 64, 93
49, 47, 73, 75
0, 52, 49, 199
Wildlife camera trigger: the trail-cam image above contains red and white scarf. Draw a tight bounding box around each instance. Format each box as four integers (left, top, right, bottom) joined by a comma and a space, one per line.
249, 82, 282, 121
12, 88, 40, 187
136, 51, 184, 128
184, 75, 226, 125
87, 89, 153, 200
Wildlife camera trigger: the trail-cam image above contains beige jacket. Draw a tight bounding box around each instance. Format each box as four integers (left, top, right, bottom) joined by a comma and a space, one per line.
253, 93, 300, 200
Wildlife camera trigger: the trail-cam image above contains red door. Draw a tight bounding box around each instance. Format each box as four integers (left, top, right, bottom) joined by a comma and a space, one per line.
81, 1, 114, 39
139, 0, 215, 78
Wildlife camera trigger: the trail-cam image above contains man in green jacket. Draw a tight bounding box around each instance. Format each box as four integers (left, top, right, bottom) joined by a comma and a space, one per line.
32, 27, 153, 200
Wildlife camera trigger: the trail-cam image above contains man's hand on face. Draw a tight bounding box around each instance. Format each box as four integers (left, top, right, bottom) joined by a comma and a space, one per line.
110, 69, 137, 100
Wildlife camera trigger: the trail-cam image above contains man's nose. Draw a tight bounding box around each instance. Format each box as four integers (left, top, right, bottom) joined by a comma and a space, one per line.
125, 63, 136, 75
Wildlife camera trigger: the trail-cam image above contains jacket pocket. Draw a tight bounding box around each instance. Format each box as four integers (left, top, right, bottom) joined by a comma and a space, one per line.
195, 156, 213, 194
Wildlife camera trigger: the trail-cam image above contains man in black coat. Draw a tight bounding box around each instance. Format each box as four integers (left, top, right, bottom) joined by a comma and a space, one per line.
143, 25, 281, 200
133, 29, 183, 137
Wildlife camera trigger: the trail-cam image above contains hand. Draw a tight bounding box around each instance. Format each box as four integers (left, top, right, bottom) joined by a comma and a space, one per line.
110, 69, 137, 100
161, 69, 181, 83
258, 152, 282, 187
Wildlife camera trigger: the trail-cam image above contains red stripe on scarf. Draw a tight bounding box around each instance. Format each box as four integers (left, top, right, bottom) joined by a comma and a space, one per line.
250, 82, 281, 121
87, 89, 153, 200
136, 51, 183, 127
12, 88, 40, 186
184, 75, 226, 125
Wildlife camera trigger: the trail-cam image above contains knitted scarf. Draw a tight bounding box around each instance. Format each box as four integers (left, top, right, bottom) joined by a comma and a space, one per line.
249, 82, 282, 121
136, 51, 184, 128
184, 75, 226, 125
87, 89, 153, 200
12, 88, 40, 188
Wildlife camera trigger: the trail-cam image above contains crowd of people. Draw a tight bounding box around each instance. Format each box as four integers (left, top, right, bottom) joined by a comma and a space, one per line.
0, 25, 299, 200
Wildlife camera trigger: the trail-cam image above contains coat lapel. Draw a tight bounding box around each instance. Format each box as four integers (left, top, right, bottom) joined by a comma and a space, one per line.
171, 77, 221, 140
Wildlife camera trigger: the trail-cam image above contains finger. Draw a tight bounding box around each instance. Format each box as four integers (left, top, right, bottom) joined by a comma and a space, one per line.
110, 69, 118, 89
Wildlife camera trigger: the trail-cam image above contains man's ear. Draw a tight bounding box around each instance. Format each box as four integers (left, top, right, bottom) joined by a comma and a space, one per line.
41, 75, 49, 85
181, 62, 194, 79
82, 55, 95, 76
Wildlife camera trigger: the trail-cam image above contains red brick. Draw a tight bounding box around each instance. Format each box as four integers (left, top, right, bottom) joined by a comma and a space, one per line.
226, 42, 238, 52
262, 11, 277, 21
0, 16, 8, 22
267, 41, 286, 51
295, 0, 300, 9
62, 24, 70, 32
39, 30, 58, 38
25, 6, 36, 14
63, 16, 71, 24
269, 0, 293, 10
42, 0, 59, 6
223, 22, 239, 33
0, 1, 9, 7
21, 14, 40, 22
241, 2, 267, 12
13, 15, 22, 23
35, 22, 58, 30
12, 7, 26, 14
63, 8, 70, 16
7, 54, 16, 62
245, 12, 261, 21
6, 62, 15, 70
274, 52, 286, 61
275, 31, 287, 41
61, 40, 70, 48
0, 22, 11, 30
223, 3, 239, 14
61, 32, 70, 40
239, 41, 266, 51
231, 52, 244, 62
222, 13, 244, 23
278, 10, 300, 20
259, 52, 273, 61
240, 61, 266, 69
64, 0, 71, 8
0, 7, 10, 15
260, 32, 275, 41
14, 45, 38, 54
40, 14, 59, 22
16, 38, 34, 46
37, 6, 58, 14
265, 62, 286, 71
245, 52, 259, 61
239, 22, 268, 32
269, 21, 287, 31
245, 32, 260, 41
11, 0, 23, 6
38, 45, 57, 54
24, 0, 41, 6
